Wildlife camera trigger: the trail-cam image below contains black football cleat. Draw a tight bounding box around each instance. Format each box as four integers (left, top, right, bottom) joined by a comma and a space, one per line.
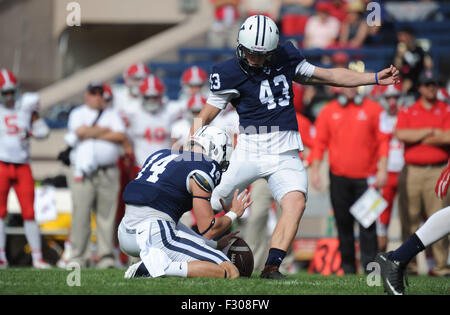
375, 252, 408, 295
260, 265, 286, 279
124, 261, 151, 278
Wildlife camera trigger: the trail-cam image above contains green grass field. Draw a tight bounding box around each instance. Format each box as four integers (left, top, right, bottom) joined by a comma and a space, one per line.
0, 268, 448, 295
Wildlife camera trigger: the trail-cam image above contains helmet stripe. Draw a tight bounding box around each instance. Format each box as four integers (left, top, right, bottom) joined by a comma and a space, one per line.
261, 16, 266, 46
2, 69, 10, 86
1, 69, 7, 87
0, 69, 15, 91
255, 15, 260, 46
192, 66, 199, 83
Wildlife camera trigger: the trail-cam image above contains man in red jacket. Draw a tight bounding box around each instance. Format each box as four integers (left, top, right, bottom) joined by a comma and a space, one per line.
395, 71, 450, 277
310, 67, 389, 274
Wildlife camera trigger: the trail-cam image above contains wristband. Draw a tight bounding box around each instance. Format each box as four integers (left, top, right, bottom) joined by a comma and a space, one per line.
375, 72, 379, 85
225, 211, 238, 224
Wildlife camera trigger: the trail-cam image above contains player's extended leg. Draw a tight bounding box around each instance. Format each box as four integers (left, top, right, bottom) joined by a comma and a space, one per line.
415, 206, 450, 247
260, 191, 305, 279
275, 197, 300, 275
376, 206, 450, 295
261, 152, 307, 279
0, 161, 12, 268
13, 163, 50, 268
270, 191, 305, 252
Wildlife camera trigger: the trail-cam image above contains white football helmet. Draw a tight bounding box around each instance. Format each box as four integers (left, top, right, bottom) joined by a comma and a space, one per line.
187, 92, 206, 114
123, 63, 150, 97
181, 66, 207, 87
189, 125, 233, 171
139, 74, 165, 113
123, 63, 150, 82
0, 68, 19, 106
237, 15, 279, 68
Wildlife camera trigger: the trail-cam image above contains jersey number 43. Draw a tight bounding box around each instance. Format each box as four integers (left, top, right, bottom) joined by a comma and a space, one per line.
259, 75, 290, 110
210, 73, 290, 110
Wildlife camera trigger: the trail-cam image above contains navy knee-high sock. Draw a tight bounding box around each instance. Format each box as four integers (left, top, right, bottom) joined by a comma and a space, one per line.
265, 248, 286, 268
389, 233, 425, 268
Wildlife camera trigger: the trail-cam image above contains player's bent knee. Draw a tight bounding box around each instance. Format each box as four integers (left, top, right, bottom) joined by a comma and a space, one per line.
221, 261, 240, 279
280, 191, 306, 212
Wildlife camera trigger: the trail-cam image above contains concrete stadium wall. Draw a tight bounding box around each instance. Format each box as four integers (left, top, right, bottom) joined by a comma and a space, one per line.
0, 0, 60, 90
52, 0, 190, 37
0, 0, 209, 90
37, 0, 213, 110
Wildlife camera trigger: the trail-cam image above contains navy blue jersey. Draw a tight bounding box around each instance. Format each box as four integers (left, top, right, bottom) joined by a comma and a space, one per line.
123, 149, 222, 223
209, 41, 305, 133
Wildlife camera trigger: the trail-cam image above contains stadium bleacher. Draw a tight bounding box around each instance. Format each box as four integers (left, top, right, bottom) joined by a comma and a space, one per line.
152, 19, 450, 101
43, 11, 450, 128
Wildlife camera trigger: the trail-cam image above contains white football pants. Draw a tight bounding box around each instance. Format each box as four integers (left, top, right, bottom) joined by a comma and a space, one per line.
211, 148, 308, 211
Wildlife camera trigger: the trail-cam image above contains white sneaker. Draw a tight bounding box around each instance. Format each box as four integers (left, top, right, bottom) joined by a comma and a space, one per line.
33, 259, 52, 269
0, 260, 8, 269
124, 262, 143, 279
56, 259, 68, 269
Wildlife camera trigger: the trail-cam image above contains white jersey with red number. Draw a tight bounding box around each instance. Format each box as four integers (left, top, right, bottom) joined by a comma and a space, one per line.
0, 93, 39, 164
126, 106, 176, 167
171, 117, 191, 150
112, 84, 143, 123
166, 98, 188, 122
379, 110, 405, 173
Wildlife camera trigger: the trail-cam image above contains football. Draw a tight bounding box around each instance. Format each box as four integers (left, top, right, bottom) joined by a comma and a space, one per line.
226, 237, 254, 277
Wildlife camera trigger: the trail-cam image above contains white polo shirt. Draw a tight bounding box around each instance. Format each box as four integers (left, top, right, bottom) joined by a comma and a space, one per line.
68, 104, 126, 168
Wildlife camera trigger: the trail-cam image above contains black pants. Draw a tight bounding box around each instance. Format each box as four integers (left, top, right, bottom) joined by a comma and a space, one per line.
329, 172, 378, 274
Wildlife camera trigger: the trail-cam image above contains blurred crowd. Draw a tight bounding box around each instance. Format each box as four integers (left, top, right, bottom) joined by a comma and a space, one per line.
0, 0, 449, 276
207, 0, 446, 49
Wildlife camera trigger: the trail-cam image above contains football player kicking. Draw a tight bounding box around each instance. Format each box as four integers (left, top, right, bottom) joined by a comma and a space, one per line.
376, 161, 450, 295
191, 15, 400, 278
118, 125, 253, 279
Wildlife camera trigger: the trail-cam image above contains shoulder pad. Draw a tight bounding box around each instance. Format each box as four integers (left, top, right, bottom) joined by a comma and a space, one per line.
279, 41, 305, 68
210, 59, 244, 92
19, 92, 40, 113
191, 171, 213, 193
